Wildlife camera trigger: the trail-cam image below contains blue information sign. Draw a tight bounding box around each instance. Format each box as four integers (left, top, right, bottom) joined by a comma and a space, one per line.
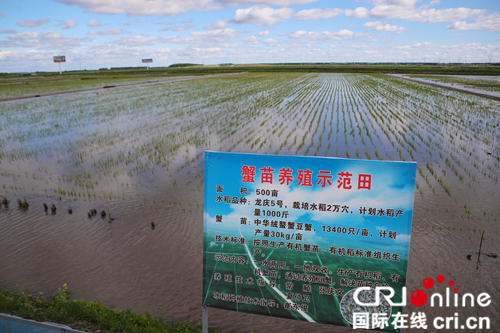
203, 151, 416, 331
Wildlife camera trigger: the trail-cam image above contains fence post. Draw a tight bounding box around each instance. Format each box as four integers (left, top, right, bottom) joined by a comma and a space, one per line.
202, 306, 208, 333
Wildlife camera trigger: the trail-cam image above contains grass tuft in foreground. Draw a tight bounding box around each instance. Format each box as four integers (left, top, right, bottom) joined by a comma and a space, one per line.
0, 284, 219, 333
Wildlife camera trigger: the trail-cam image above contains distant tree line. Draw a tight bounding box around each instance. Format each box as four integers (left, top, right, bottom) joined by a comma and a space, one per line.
168, 63, 202, 68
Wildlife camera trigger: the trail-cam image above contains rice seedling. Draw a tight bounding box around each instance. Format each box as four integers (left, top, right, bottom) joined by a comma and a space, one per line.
0, 72, 498, 257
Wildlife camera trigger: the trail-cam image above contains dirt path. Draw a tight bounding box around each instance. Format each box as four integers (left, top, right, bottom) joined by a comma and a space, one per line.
386, 74, 500, 101
0, 73, 245, 103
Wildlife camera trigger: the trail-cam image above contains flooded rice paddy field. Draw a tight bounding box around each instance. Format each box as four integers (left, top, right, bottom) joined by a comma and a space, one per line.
0, 73, 499, 332
0, 74, 186, 99
407, 74, 500, 94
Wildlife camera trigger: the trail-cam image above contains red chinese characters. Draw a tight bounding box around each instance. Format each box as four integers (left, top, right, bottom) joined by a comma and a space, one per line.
241, 166, 372, 190
358, 174, 372, 190
241, 165, 256, 183
337, 171, 352, 189
316, 171, 333, 188
260, 167, 275, 184
297, 169, 313, 186
278, 168, 293, 185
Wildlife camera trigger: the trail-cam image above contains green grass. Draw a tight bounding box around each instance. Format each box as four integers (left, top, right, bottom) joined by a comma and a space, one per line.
3, 63, 500, 99
0, 74, 211, 99
0, 284, 220, 333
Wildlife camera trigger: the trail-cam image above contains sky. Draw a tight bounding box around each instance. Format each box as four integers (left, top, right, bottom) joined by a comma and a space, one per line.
0, 0, 499, 72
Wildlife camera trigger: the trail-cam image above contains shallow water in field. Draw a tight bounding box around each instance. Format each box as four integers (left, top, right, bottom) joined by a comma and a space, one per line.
0, 73, 499, 332
408, 74, 500, 94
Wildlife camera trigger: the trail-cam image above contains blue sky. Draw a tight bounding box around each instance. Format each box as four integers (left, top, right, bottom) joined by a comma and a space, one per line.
1, 0, 499, 72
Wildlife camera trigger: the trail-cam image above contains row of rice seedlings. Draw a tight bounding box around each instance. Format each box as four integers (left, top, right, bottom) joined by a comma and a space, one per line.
368, 74, 498, 217
1, 73, 498, 220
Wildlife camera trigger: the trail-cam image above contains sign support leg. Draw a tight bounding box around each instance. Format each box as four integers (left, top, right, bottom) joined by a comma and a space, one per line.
202, 306, 208, 333
59, 62, 62, 75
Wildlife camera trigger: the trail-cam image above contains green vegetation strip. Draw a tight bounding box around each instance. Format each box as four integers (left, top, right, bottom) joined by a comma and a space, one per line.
2, 63, 500, 99
0, 284, 219, 333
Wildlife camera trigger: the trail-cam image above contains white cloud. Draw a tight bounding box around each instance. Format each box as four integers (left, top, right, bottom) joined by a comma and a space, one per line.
18, 40, 44, 48
0, 50, 40, 62
419, 8, 486, 23
0, 41, 18, 47
1, 47, 184, 71
447, 13, 500, 31
163, 36, 200, 44
111, 36, 160, 46
9, 31, 39, 40
5, 31, 81, 48
447, 21, 470, 30
91, 43, 117, 50
258, 30, 269, 37
345, 7, 371, 19
241, 35, 260, 44
63, 19, 77, 29
445, 43, 500, 53
39, 31, 83, 46
173, 25, 195, 31
345, 1, 486, 24
397, 41, 437, 50
290, 29, 370, 40
88, 28, 124, 36
205, 19, 229, 30
345, 42, 372, 50
447, 21, 474, 31
155, 21, 175, 25
87, 19, 103, 27
395, 42, 500, 59
156, 47, 172, 53
363, 21, 406, 32
6, 32, 83, 48
294, 8, 344, 21
219, 0, 315, 4
263, 38, 282, 46
0, 12, 5, 18
233, 5, 294, 26
190, 28, 239, 40
56, 0, 222, 17
17, 18, 51, 27
0, 29, 17, 34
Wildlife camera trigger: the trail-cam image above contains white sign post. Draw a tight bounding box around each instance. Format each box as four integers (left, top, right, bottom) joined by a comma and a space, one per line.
53, 56, 66, 74
142, 58, 153, 70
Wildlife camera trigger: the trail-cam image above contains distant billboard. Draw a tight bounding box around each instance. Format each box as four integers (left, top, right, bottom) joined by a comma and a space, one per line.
53, 56, 66, 63
142, 59, 153, 63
